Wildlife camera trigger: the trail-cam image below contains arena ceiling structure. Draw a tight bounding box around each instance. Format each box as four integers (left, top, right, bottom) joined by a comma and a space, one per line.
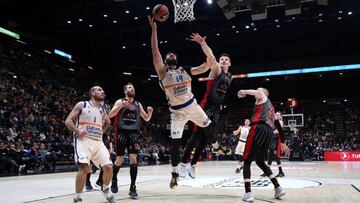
1, 0, 360, 101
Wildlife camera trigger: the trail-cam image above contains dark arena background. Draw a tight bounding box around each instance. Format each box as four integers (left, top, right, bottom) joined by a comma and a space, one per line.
0, 0, 359, 202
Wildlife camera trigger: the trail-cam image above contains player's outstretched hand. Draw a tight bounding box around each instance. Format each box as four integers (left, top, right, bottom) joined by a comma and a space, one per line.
190, 33, 207, 44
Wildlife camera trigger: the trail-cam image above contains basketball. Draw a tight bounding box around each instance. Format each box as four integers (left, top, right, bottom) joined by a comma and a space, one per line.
152, 4, 169, 22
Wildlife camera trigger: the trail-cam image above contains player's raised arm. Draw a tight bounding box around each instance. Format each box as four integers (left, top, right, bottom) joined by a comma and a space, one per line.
148, 16, 166, 80
190, 33, 221, 75
191, 56, 217, 75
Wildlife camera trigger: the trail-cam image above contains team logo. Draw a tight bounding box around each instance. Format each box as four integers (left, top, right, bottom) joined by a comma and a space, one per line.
340, 152, 350, 161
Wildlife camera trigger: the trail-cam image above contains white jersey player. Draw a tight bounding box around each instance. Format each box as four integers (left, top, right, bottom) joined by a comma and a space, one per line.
233, 119, 251, 174
65, 86, 115, 203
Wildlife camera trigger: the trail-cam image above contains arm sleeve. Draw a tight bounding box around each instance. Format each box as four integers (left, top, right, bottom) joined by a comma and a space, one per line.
274, 120, 285, 143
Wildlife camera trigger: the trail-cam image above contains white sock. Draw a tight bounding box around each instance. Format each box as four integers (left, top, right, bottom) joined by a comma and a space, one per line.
239, 162, 243, 168
212, 142, 220, 149
75, 193, 81, 199
172, 166, 178, 173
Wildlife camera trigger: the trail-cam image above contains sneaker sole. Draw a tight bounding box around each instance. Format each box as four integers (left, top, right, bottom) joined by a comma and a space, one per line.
242, 198, 254, 202
275, 191, 286, 199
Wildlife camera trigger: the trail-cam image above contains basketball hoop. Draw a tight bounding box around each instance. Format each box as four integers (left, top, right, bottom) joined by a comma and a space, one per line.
172, 0, 197, 23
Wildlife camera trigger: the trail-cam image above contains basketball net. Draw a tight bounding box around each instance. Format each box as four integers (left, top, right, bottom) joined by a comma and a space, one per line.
172, 0, 197, 23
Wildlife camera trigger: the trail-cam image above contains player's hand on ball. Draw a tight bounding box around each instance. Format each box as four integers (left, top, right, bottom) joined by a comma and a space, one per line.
147, 106, 153, 113
238, 90, 246, 98
148, 16, 157, 30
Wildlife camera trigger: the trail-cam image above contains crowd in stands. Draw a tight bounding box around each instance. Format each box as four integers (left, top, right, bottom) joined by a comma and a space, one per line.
1, 38, 359, 176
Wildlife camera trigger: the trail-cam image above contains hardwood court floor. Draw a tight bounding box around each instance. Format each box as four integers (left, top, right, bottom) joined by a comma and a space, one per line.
1, 161, 359, 203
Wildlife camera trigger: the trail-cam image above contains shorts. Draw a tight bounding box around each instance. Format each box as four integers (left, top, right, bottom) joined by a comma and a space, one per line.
170, 99, 211, 139
116, 130, 141, 156
235, 140, 246, 155
74, 137, 112, 168
243, 123, 273, 161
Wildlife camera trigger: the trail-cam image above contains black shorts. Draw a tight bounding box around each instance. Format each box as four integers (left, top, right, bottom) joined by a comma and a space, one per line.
192, 105, 220, 133
269, 134, 279, 150
204, 105, 221, 123
243, 123, 273, 161
116, 130, 141, 156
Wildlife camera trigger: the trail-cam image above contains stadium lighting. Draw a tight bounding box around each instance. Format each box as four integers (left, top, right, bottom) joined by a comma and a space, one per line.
123, 72, 132, 75
207, 0, 213, 4
247, 64, 360, 78
0, 27, 20, 39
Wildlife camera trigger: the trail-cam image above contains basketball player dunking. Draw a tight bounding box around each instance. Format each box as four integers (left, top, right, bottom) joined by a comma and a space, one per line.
179, 33, 233, 179
149, 17, 212, 189
237, 88, 290, 202
65, 86, 116, 203
233, 119, 251, 174
109, 83, 153, 199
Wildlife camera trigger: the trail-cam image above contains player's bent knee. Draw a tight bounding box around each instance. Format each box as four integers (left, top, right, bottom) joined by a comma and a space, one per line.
115, 156, 123, 166
78, 164, 90, 174
102, 164, 113, 173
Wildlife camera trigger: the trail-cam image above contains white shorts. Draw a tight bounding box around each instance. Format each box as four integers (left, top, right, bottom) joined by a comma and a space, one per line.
170, 100, 211, 139
235, 140, 246, 155
74, 137, 112, 168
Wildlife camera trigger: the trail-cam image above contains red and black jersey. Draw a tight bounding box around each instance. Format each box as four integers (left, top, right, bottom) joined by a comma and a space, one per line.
200, 71, 232, 108
250, 98, 275, 129
114, 98, 142, 131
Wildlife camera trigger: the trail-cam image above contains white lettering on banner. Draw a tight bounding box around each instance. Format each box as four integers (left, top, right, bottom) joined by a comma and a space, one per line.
352, 154, 360, 159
